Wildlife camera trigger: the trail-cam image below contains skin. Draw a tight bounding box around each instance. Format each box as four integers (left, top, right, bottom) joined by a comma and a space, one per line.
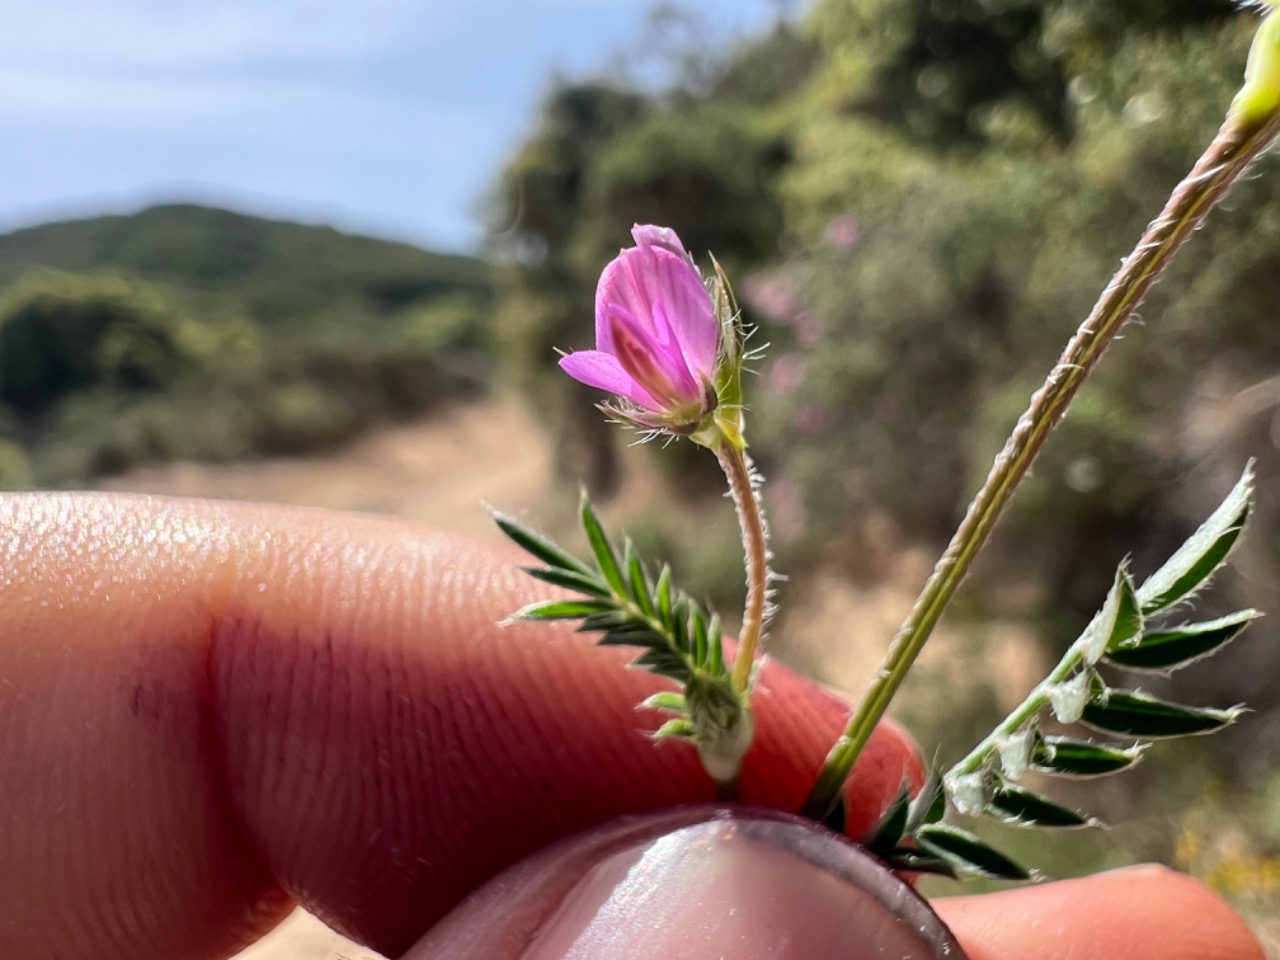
0, 493, 1264, 960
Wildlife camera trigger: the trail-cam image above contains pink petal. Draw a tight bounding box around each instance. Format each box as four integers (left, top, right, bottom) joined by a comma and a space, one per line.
631, 224, 689, 260
607, 304, 701, 408
595, 244, 718, 381
559, 350, 659, 410
651, 249, 718, 379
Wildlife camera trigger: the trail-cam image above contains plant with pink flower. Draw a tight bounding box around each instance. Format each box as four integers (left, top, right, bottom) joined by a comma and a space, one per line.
559, 225, 741, 446
500, 36, 1280, 882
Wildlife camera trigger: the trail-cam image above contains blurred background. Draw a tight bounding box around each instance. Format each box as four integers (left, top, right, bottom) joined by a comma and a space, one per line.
4, 0, 1279, 955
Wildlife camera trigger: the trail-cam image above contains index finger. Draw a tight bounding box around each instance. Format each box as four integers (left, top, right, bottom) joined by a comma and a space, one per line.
0, 493, 918, 959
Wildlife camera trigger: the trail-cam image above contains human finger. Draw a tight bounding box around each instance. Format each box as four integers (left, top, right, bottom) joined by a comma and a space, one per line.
933, 864, 1265, 960
0, 493, 919, 959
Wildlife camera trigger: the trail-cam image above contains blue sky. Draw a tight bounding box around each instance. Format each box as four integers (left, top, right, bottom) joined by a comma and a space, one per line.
3, 1, 788, 252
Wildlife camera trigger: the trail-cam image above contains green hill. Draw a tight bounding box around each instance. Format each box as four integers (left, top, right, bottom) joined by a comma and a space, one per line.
0, 205, 496, 487
0, 203, 492, 330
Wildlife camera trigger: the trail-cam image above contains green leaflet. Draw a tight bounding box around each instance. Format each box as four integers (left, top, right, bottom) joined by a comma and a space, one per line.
580, 494, 628, 599
1031, 736, 1146, 778
523, 565, 612, 598
1085, 566, 1143, 664
987, 784, 1093, 829
1081, 690, 1241, 738
493, 511, 594, 576
1136, 464, 1253, 613
866, 782, 912, 850
916, 824, 1030, 881
624, 539, 655, 617
1106, 610, 1259, 671
512, 599, 616, 620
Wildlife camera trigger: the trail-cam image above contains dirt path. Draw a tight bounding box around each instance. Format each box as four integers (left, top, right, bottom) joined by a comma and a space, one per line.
101, 395, 553, 540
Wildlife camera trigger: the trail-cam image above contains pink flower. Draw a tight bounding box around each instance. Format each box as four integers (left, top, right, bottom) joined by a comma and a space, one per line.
560, 225, 719, 427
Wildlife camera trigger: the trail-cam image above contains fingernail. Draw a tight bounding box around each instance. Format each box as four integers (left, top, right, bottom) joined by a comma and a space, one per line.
411, 806, 963, 959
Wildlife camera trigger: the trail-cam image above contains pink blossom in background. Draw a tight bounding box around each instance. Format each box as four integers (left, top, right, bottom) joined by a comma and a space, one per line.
791, 311, 825, 348
823, 214, 861, 250
742, 273, 803, 323
560, 225, 718, 421
791, 403, 829, 436
765, 354, 807, 395
741, 269, 825, 347
767, 474, 806, 540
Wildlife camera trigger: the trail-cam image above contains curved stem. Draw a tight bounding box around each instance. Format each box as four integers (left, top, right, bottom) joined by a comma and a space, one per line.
718, 443, 771, 694
802, 107, 1280, 822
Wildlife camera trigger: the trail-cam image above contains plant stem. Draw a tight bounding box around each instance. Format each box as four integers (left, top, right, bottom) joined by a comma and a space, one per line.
946, 631, 1090, 783
802, 106, 1280, 823
718, 442, 771, 694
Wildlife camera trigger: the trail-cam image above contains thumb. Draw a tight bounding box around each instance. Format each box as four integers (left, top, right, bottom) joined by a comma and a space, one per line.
411, 805, 959, 960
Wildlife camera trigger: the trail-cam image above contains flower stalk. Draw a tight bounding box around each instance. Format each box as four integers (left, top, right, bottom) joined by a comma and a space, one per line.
803, 39, 1280, 821
716, 442, 771, 694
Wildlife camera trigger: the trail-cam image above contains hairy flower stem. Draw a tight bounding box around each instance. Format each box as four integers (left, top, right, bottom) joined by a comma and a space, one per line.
802, 105, 1280, 823
718, 442, 770, 695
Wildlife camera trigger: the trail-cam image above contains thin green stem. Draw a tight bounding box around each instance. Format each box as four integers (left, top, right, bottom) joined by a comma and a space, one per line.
946, 628, 1091, 783
802, 106, 1280, 823
718, 443, 771, 694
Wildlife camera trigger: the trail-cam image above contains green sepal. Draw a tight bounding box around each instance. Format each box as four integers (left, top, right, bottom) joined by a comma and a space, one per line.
1105, 610, 1259, 671
1031, 736, 1146, 778
915, 824, 1030, 881
579, 493, 628, 598
1081, 690, 1241, 738
1137, 463, 1253, 614
1085, 566, 1143, 664
522, 566, 611, 598
511, 599, 616, 621
493, 512, 594, 577
708, 253, 747, 450
987, 784, 1093, 829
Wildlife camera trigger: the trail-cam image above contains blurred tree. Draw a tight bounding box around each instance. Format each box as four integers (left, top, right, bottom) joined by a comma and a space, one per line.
0, 271, 206, 415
